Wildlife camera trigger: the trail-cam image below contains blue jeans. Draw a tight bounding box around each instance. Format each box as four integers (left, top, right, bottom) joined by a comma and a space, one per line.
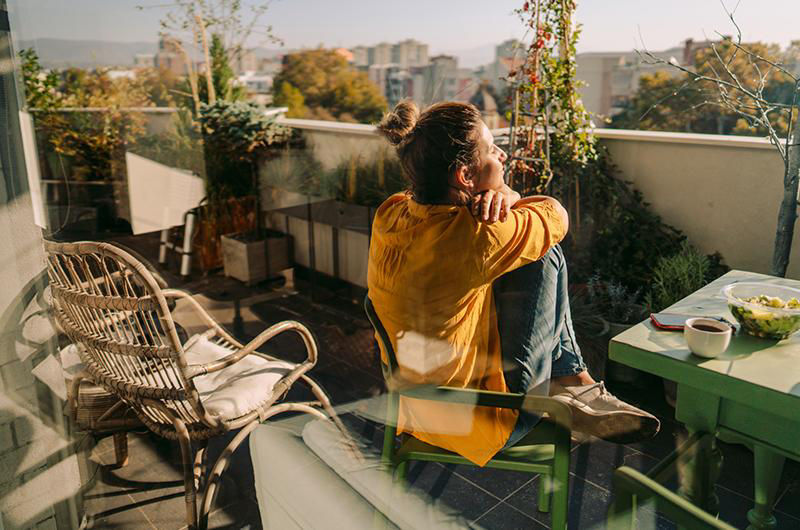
493, 244, 587, 448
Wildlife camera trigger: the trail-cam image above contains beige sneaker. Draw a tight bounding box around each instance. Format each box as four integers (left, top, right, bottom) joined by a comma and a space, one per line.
549, 381, 660, 443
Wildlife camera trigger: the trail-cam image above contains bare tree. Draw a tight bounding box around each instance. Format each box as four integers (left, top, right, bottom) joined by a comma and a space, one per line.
139, 1, 282, 75
638, 5, 800, 277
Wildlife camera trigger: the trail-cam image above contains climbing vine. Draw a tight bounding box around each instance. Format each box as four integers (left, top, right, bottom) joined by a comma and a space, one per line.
509, 0, 595, 194
505, 0, 716, 296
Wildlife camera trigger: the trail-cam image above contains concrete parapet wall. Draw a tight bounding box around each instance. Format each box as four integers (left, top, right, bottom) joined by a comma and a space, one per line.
278, 119, 800, 280
595, 129, 799, 279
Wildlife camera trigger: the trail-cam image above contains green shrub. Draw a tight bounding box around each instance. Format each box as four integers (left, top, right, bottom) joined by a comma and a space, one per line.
644, 241, 718, 312
548, 140, 686, 294
197, 100, 290, 201
587, 274, 645, 325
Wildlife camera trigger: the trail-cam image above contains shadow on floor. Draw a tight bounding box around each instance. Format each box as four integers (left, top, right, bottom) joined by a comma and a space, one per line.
81, 233, 800, 529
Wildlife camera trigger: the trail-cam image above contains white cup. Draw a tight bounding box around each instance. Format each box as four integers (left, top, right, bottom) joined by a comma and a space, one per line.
684, 318, 732, 358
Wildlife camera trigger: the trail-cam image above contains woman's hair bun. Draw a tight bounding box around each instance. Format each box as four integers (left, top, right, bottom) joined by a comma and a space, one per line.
376, 100, 420, 146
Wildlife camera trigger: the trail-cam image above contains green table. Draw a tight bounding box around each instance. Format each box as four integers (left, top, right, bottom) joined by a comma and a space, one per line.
609, 270, 800, 530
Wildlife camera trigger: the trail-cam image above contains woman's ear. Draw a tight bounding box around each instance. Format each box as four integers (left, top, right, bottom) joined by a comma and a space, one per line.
452, 165, 473, 191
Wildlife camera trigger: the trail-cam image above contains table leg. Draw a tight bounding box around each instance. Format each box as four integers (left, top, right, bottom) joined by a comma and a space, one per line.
746, 444, 785, 530
677, 430, 722, 516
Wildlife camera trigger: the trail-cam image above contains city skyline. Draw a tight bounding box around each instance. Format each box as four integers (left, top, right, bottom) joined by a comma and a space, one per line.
10, 0, 800, 69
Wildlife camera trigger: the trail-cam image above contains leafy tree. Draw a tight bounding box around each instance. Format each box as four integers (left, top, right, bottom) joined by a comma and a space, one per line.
150, 0, 282, 61
612, 41, 795, 136
272, 49, 387, 123
19, 50, 151, 181
273, 81, 307, 118
19, 49, 61, 110
206, 33, 246, 103
611, 71, 709, 132
136, 66, 184, 107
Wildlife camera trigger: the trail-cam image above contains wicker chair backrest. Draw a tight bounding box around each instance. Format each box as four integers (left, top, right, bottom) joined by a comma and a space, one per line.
44, 240, 209, 429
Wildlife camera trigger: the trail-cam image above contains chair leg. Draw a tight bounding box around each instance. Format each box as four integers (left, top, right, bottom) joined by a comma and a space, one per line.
199, 403, 329, 528
537, 473, 551, 513
175, 422, 198, 530
142, 399, 200, 529
200, 422, 259, 528
194, 441, 207, 491
606, 490, 636, 530
550, 426, 571, 530
303, 374, 351, 438
112, 432, 129, 468
395, 460, 408, 481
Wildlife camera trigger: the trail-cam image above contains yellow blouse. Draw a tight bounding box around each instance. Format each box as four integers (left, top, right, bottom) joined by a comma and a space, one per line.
367, 192, 567, 465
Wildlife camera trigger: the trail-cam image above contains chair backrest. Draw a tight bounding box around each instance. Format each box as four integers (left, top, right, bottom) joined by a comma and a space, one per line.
363, 296, 397, 382
364, 295, 403, 463
44, 240, 213, 431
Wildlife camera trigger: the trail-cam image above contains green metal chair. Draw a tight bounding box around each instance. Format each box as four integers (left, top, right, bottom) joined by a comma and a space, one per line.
607, 432, 735, 530
364, 296, 573, 529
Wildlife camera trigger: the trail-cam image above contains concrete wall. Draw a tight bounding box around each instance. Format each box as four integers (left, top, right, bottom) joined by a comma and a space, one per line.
276, 118, 390, 172
595, 129, 799, 279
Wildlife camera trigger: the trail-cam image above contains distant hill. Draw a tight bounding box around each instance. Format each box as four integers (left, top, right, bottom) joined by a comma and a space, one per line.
19, 39, 158, 69
441, 43, 496, 69
17, 37, 504, 72
18, 38, 286, 69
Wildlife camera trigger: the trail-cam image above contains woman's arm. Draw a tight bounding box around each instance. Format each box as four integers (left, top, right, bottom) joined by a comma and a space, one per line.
514, 195, 569, 234
471, 186, 568, 234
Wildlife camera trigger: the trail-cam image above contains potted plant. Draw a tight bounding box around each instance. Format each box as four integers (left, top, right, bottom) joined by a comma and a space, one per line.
198, 99, 291, 283
568, 283, 611, 380
644, 241, 726, 405
263, 148, 406, 287
586, 274, 649, 385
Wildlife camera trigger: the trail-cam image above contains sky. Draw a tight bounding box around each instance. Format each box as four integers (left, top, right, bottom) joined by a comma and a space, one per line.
10, 0, 800, 63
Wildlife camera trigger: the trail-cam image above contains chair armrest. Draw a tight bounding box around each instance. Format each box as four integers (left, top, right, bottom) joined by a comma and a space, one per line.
162, 288, 244, 349
399, 386, 572, 429
186, 320, 318, 380
608, 467, 734, 530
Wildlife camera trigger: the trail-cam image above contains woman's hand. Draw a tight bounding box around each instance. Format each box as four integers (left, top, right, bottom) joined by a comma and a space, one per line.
472, 185, 520, 223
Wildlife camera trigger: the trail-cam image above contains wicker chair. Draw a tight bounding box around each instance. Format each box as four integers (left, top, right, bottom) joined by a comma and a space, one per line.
44, 240, 344, 529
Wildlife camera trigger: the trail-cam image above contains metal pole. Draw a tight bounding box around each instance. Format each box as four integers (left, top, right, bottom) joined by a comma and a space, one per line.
159, 229, 169, 264
180, 210, 196, 277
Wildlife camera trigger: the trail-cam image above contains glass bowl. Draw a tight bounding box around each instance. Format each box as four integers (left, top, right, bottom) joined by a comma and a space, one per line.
721, 282, 800, 340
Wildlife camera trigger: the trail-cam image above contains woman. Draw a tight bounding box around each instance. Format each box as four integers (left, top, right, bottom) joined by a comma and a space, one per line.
367, 100, 658, 466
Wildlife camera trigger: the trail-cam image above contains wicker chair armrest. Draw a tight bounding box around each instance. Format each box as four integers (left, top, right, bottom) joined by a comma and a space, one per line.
161, 289, 244, 349
186, 320, 318, 378
400, 385, 572, 429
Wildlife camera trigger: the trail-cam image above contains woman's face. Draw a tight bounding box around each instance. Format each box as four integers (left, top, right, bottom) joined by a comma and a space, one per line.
470, 122, 508, 193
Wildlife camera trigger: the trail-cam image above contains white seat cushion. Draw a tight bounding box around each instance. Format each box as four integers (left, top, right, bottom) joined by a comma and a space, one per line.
186, 334, 296, 419
302, 418, 469, 529
60, 343, 85, 381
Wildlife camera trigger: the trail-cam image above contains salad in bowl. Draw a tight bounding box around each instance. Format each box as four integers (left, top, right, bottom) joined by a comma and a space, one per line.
722, 282, 800, 340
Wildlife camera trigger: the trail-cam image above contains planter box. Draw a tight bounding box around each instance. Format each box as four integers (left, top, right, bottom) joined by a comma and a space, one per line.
194, 196, 258, 272
268, 198, 374, 288
264, 230, 293, 276
221, 230, 293, 285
